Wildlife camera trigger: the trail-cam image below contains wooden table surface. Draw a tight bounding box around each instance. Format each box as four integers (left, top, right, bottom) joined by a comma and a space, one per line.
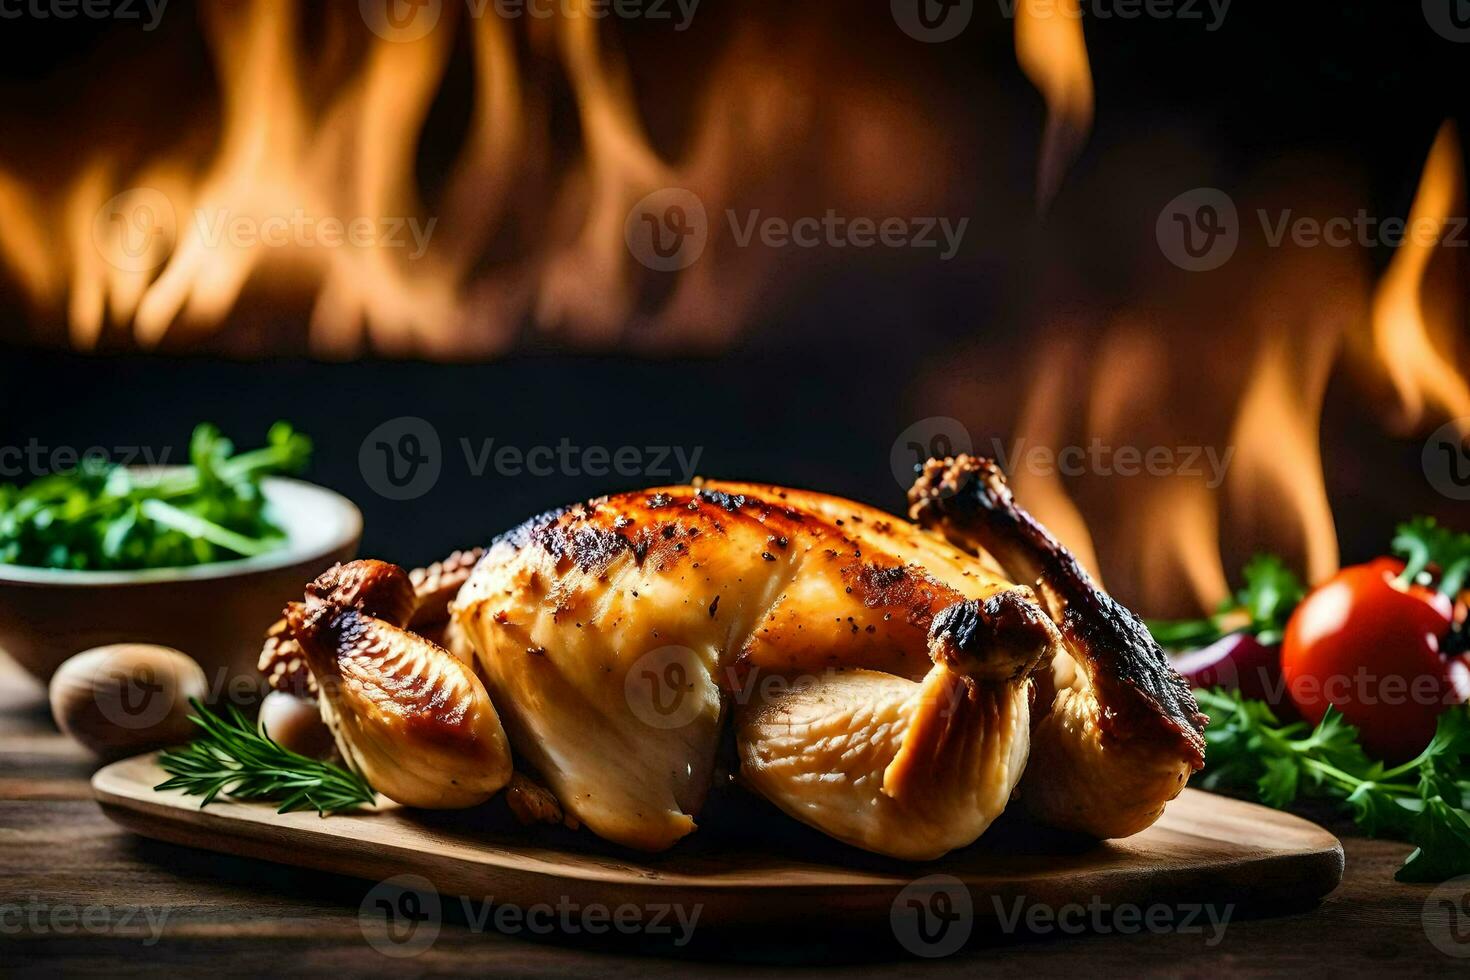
1, 653, 1466, 977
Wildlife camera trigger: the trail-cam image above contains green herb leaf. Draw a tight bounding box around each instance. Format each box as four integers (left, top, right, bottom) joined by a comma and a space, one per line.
1257, 756, 1301, 809
156, 699, 375, 816
1148, 555, 1306, 650
1346, 783, 1418, 838
1397, 798, 1470, 883
1393, 516, 1470, 598
1236, 555, 1308, 645
1197, 687, 1470, 882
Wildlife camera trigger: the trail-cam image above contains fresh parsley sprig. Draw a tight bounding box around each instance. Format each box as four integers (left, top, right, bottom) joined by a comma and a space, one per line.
1393, 516, 1470, 600
1196, 687, 1470, 882
156, 699, 375, 816
1149, 555, 1307, 650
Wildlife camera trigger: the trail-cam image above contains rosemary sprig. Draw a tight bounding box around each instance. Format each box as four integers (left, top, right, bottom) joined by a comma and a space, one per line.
156, 699, 375, 816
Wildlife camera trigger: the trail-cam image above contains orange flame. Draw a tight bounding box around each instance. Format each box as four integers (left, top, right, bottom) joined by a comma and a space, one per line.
1014, 0, 1095, 211
0, 168, 57, 311
1370, 120, 1470, 434
1139, 482, 1230, 613
534, 4, 672, 341
1011, 334, 1103, 581
1085, 320, 1228, 614
1227, 330, 1341, 586
0, 2, 909, 356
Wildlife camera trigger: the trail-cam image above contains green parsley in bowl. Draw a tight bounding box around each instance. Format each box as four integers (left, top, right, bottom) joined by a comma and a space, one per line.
0, 423, 361, 684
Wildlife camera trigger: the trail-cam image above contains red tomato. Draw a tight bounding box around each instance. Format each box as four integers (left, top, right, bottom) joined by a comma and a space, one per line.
1282, 558, 1469, 761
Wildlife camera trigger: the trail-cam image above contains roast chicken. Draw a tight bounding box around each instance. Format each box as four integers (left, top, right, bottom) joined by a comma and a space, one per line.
278, 456, 1205, 859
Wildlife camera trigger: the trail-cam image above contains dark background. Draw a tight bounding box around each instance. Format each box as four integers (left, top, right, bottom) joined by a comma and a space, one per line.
0, 0, 1466, 603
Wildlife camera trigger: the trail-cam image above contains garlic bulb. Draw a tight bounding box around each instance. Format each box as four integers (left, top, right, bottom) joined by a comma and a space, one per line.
257, 689, 334, 758
49, 644, 207, 760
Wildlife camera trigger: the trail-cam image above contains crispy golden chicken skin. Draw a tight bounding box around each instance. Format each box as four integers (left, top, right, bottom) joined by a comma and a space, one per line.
454, 483, 1059, 855
288, 561, 512, 809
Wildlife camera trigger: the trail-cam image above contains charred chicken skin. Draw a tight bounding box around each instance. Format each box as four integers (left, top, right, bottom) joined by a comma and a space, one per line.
908, 456, 1208, 838
280, 457, 1205, 858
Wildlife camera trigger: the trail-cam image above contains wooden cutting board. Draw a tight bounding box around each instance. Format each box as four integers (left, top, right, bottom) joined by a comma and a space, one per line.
94, 754, 1343, 931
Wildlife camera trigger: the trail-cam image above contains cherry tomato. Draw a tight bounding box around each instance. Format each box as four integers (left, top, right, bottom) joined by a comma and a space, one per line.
1282, 558, 1470, 761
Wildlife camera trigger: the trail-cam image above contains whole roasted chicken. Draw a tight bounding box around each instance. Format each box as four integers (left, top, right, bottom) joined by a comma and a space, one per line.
276, 456, 1205, 859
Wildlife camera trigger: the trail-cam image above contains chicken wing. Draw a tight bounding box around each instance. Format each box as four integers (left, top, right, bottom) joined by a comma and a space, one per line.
287, 560, 512, 809
908, 456, 1207, 838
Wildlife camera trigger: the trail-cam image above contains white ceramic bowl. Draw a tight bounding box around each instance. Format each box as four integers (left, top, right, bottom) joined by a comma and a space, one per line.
0, 476, 361, 684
